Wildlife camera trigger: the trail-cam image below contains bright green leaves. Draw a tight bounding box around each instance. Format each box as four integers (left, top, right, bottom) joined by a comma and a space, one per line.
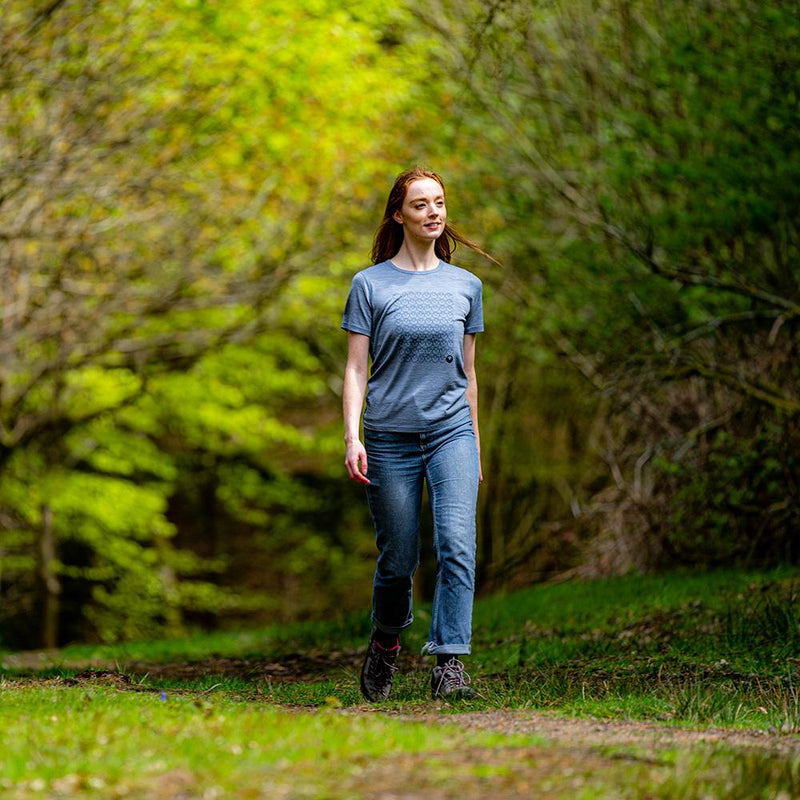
62, 368, 143, 421
0, 0, 419, 645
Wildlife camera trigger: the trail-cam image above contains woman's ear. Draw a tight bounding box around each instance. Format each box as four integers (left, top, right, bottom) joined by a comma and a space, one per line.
392, 211, 403, 224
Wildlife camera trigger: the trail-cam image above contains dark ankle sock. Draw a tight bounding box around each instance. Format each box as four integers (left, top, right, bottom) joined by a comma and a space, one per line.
373, 630, 399, 649
436, 654, 456, 667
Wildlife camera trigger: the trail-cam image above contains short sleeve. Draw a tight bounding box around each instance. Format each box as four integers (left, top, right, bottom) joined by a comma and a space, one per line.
465, 278, 484, 334
341, 273, 372, 335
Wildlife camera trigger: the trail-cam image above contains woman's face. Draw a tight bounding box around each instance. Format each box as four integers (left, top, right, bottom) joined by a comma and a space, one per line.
393, 178, 446, 242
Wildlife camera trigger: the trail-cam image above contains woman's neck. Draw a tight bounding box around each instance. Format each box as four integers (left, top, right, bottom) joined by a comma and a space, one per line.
391, 239, 439, 272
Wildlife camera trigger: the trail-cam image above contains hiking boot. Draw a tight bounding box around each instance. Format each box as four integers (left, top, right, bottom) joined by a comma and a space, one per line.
360, 636, 400, 702
431, 657, 477, 700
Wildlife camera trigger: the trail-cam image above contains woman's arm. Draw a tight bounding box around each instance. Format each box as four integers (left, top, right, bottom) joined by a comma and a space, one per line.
463, 333, 483, 483
343, 332, 371, 484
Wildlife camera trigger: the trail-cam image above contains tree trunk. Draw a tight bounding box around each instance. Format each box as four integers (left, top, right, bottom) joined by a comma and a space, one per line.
37, 504, 60, 649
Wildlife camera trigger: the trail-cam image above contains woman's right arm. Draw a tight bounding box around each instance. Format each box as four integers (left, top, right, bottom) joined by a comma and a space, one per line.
343, 332, 371, 484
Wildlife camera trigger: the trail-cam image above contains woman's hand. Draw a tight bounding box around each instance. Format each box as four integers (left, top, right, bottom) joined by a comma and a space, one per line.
345, 439, 370, 484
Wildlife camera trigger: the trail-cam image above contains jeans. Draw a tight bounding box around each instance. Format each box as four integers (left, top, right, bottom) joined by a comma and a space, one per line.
364, 411, 480, 655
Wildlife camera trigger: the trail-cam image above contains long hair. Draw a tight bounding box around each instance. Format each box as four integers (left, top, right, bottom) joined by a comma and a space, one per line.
371, 168, 500, 266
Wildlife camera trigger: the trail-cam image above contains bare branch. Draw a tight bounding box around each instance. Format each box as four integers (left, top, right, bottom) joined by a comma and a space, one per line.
609, 225, 800, 315
667, 362, 800, 416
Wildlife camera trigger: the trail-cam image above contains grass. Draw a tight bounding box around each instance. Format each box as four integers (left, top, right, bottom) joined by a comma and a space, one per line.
1, 567, 799, 797
4, 567, 800, 725
0, 684, 535, 797
466, 567, 800, 729
1, 684, 798, 799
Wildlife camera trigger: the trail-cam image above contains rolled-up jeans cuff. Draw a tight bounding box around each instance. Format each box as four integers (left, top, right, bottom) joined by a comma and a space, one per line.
373, 613, 414, 635
421, 641, 471, 656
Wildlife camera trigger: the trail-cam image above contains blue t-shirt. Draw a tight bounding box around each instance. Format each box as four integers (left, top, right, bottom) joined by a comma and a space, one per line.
341, 259, 484, 432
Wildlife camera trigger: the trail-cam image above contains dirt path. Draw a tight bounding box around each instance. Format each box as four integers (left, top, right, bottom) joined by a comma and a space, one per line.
338, 708, 800, 800
403, 708, 800, 757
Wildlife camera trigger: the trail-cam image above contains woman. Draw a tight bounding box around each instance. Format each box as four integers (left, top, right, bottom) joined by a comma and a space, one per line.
342, 167, 495, 702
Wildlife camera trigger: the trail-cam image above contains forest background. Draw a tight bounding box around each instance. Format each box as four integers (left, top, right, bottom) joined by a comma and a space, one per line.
1, 0, 797, 649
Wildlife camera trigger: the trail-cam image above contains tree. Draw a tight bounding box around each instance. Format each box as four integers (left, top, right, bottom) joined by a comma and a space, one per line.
0, 0, 420, 645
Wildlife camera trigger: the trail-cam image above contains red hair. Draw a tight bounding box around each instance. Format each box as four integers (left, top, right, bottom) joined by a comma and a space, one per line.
371, 168, 499, 265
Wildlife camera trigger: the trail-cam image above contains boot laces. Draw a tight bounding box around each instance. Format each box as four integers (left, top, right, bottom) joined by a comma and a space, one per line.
439, 657, 471, 692
368, 643, 399, 681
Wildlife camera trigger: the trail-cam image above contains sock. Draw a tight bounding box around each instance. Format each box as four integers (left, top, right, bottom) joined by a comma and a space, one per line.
436, 654, 457, 667
373, 629, 400, 650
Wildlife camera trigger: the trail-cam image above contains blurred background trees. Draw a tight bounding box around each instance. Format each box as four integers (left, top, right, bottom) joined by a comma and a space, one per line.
410, 0, 799, 587
428, 0, 799, 582
1, 0, 796, 648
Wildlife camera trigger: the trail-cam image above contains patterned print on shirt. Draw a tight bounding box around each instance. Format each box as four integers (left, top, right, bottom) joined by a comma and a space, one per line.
393, 292, 455, 363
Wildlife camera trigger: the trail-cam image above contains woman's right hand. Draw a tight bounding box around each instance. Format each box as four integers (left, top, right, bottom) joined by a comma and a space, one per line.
345, 440, 370, 484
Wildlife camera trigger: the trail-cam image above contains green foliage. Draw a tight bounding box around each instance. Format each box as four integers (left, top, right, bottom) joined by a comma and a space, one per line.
420, 0, 800, 576
0, 0, 418, 645
658, 424, 800, 565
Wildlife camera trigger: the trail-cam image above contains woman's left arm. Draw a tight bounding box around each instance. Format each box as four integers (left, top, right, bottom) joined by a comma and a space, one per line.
463, 333, 483, 484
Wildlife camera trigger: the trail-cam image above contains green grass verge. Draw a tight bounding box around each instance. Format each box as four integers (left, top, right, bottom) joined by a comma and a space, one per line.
463, 567, 800, 730
0, 685, 527, 797
2, 567, 799, 729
